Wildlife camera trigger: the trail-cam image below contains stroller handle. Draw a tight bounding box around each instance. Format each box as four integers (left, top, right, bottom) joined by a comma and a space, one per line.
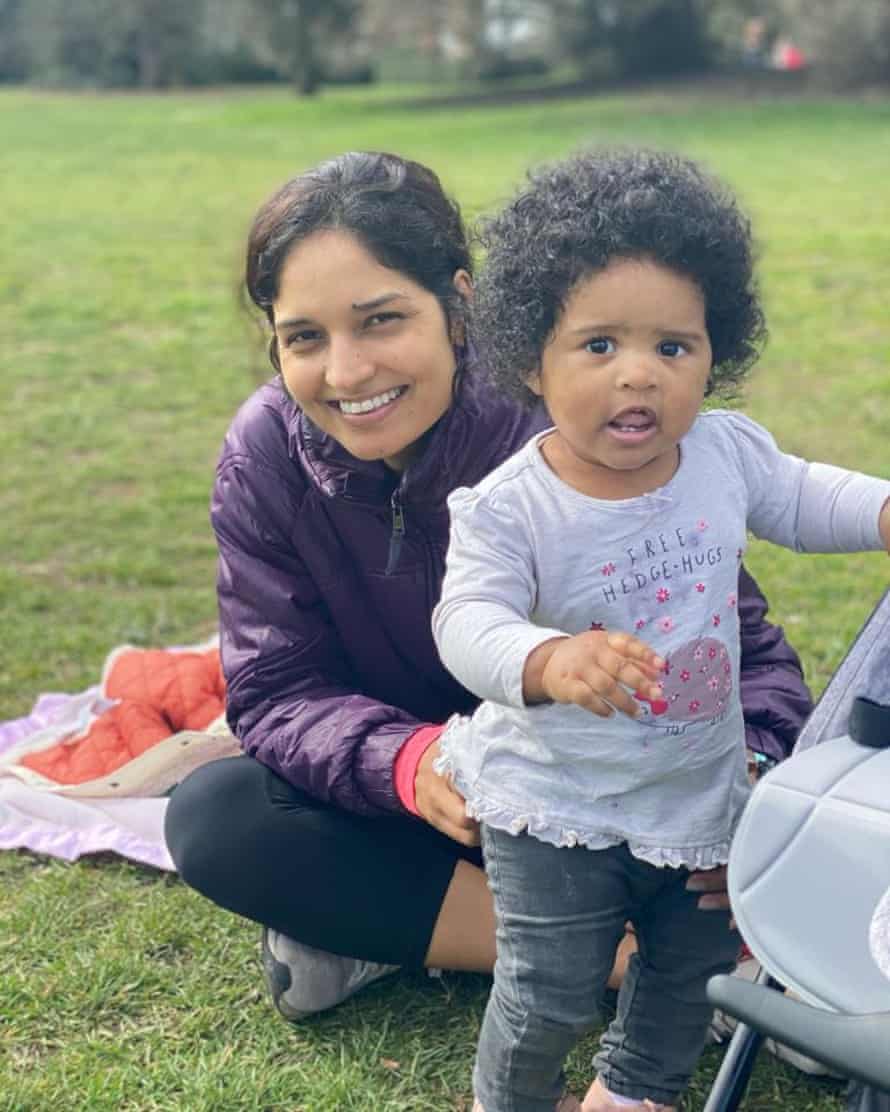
707, 974, 890, 1090
850, 695, 890, 749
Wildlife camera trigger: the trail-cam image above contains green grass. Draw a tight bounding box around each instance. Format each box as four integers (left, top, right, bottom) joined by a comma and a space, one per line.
1, 83, 889, 1109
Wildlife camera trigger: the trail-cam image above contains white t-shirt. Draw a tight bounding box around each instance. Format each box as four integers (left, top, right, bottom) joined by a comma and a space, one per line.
433, 410, 890, 869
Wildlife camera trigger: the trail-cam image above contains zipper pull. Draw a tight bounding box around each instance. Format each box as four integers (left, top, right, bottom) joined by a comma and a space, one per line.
385, 491, 406, 575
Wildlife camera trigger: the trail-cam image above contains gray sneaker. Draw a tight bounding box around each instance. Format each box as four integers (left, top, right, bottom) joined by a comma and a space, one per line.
261, 927, 400, 1021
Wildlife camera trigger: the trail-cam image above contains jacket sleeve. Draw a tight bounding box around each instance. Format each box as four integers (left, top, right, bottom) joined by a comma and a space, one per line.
737, 564, 813, 762
212, 454, 425, 817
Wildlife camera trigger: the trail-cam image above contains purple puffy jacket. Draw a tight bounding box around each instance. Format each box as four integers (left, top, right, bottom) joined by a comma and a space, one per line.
212, 373, 812, 818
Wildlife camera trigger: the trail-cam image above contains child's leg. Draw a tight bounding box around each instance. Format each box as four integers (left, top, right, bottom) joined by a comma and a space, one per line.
592, 858, 740, 1107
474, 828, 631, 1112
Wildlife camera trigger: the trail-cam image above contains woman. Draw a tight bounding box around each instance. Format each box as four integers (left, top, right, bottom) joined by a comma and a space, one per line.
164, 151, 812, 1022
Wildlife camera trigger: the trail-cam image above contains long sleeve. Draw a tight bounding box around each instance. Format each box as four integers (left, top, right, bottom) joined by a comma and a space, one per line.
213, 455, 424, 817
432, 485, 566, 708
718, 410, 889, 760
721, 411, 890, 552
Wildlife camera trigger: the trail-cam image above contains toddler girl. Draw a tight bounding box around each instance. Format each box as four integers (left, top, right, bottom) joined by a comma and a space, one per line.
432, 148, 890, 1112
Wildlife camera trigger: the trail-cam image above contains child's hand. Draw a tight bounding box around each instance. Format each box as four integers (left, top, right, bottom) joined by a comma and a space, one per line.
529, 630, 664, 719
880, 498, 890, 554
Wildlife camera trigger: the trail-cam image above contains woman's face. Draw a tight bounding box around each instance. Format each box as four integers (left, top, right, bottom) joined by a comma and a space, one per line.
272, 229, 468, 472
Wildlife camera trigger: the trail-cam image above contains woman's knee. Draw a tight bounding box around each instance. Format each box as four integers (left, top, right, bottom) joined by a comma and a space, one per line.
164, 757, 259, 888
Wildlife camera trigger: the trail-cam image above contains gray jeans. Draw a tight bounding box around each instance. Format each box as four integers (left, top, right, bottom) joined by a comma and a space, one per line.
474, 826, 740, 1112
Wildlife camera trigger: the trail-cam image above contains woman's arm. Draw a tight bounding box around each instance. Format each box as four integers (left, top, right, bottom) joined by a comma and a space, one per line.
737, 565, 813, 763
213, 451, 424, 818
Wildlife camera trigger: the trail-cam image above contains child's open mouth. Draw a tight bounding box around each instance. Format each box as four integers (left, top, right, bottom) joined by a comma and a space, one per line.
607, 407, 657, 441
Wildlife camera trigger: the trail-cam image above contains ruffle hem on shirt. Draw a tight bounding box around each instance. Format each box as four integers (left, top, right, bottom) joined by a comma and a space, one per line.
433, 748, 733, 872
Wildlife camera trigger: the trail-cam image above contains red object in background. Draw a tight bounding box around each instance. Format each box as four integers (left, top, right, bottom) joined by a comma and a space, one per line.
775, 42, 806, 71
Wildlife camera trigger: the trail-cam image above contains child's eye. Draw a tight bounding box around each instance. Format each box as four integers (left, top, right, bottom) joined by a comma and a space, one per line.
585, 337, 615, 355
658, 340, 688, 357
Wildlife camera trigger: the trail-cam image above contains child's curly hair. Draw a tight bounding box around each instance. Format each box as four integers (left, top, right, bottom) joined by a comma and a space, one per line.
473, 148, 766, 405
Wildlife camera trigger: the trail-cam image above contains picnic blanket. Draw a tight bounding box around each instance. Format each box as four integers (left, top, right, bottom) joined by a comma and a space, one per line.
0, 640, 240, 869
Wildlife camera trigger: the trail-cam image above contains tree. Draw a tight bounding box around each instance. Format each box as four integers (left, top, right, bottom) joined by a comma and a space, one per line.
361, 0, 479, 79
14, 0, 203, 87
553, 0, 715, 83
0, 0, 28, 82
254, 0, 360, 95
129, 0, 199, 88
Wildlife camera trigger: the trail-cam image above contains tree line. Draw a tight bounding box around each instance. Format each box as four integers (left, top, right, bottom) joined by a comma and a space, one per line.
1, 0, 887, 93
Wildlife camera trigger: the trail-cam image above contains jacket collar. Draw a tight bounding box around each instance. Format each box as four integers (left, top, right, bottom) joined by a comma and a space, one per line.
287, 365, 538, 508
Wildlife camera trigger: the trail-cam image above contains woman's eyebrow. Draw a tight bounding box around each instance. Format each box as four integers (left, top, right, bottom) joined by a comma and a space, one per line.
351, 292, 411, 311
276, 292, 411, 330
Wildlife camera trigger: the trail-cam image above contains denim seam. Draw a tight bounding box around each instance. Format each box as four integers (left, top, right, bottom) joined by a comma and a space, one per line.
483, 829, 536, 1112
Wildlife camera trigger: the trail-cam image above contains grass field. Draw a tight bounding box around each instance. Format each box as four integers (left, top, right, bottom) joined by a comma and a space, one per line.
1, 82, 888, 1110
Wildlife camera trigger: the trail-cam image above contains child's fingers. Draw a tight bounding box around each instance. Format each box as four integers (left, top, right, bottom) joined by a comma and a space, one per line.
596, 641, 664, 701
573, 671, 644, 719
544, 673, 615, 716
545, 631, 664, 715
564, 679, 616, 717
606, 631, 664, 671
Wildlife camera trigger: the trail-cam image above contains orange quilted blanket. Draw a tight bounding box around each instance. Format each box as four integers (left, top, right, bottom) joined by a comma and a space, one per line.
19, 646, 226, 786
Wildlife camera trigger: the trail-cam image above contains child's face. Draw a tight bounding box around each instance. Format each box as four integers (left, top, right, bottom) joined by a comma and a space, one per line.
527, 257, 712, 498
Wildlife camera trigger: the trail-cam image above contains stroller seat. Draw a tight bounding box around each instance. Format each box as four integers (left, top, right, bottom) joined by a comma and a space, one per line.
705, 589, 890, 1107
728, 725, 890, 1019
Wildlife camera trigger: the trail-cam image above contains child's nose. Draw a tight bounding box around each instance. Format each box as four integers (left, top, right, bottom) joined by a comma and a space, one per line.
615, 353, 658, 390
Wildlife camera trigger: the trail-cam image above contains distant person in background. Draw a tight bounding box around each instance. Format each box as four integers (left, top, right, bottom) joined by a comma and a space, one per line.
163, 151, 812, 1037
741, 17, 768, 69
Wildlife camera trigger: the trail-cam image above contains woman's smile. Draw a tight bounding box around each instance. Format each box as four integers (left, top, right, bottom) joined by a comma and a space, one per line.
329, 385, 409, 419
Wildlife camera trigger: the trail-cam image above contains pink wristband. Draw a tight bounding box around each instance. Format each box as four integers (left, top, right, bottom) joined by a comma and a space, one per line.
393, 724, 444, 816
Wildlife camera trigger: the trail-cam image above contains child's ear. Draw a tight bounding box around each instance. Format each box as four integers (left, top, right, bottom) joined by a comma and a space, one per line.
525, 368, 544, 396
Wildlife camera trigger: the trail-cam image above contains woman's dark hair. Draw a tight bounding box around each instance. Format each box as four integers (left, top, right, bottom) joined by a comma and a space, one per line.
245, 151, 472, 372
474, 147, 767, 405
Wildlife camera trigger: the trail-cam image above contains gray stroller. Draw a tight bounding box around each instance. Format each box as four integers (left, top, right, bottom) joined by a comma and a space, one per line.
703, 588, 890, 1111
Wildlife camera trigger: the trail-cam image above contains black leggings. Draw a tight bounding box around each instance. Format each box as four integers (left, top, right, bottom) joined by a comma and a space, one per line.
164, 757, 482, 969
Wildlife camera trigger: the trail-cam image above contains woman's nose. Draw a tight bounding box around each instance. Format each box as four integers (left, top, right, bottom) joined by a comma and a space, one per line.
325, 336, 375, 392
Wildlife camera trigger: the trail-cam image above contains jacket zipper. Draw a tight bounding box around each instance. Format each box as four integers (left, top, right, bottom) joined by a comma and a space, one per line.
385, 489, 406, 575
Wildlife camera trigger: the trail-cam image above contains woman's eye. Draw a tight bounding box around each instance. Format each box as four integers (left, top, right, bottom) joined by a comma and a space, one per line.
585, 337, 615, 355
366, 311, 402, 328
658, 340, 688, 357
286, 329, 321, 347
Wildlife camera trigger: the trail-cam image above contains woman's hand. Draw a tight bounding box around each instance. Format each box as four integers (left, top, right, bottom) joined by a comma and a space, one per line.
686, 865, 731, 911
414, 738, 480, 847
880, 498, 890, 553
527, 630, 664, 718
